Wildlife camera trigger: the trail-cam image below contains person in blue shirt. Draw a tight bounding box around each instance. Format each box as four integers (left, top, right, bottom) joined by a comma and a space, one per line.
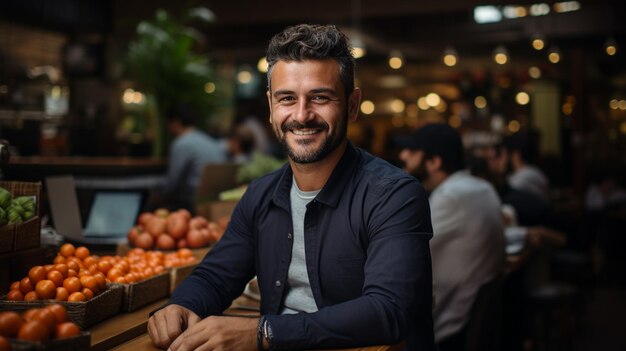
148, 104, 227, 213
148, 24, 435, 351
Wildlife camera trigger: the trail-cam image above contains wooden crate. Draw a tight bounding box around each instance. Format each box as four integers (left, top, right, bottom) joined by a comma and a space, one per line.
0, 181, 42, 251
0, 285, 124, 329
9, 332, 90, 351
115, 273, 170, 312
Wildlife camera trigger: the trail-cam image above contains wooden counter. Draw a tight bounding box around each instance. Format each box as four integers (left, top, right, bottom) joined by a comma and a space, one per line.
90, 295, 402, 351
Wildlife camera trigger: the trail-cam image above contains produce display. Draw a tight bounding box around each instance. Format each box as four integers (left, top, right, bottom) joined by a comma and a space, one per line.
0, 304, 81, 343
4, 244, 197, 301
127, 208, 226, 250
0, 186, 36, 226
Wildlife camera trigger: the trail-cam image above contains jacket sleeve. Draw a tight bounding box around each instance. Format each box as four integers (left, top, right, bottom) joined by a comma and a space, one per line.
266, 179, 434, 350
167, 189, 257, 317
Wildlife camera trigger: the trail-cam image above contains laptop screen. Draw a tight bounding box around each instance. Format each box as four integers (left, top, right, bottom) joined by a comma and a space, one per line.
83, 191, 142, 237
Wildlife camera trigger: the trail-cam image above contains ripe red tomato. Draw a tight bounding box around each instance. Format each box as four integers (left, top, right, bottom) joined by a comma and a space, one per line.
45, 304, 68, 324
17, 320, 50, 342
134, 233, 155, 250
0, 336, 9, 351
6, 289, 24, 301
156, 234, 176, 250
35, 280, 57, 300
166, 214, 188, 240
55, 322, 80, 339
0, 311, 23, 337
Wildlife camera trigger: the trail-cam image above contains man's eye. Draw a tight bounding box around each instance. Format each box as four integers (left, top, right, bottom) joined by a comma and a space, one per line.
311, 96, 329, 102
278, 96, 295, 103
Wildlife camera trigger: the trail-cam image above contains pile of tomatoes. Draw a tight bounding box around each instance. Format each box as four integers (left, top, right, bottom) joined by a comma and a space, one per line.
4, 244, 198, 302
5, 245, 107, 302
0, 304, 81, 347
127, 208, 226, 250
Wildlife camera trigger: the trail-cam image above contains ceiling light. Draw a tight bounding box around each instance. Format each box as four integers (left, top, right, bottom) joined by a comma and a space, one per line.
529, 3, 550, 16
528, 66, 542, 79
493, 45, 508, 65
548, 46, 561, 63
360, 100, 375, 115
516, 92, 530, 105
352, 37, 366, 59
605, 37, 618, 56
442, 46, 458, 67
531, 34, 545, 50
388, 50, 403, 69
474, 6, 502, 24
425, 93, 441, 107
257, 57, 268, 73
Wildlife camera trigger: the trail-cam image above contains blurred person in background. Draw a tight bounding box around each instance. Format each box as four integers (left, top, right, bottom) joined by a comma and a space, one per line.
147, 103, 227, 213
397, 123, 505, 351
148, 24, 435, 351
226, 123, 256, 164
497, 131, 550, 201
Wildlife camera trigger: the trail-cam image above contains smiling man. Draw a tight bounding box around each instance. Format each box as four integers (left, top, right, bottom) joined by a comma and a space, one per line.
148, 24, 435, 351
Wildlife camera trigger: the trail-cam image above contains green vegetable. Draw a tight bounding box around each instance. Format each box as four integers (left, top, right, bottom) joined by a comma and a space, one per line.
14, 196, 35, 212
10, 202, 25, 217
0, 187, 11, 209
23, 210, 34, 220
236, 152, 286, 183
7, 205, 22, 224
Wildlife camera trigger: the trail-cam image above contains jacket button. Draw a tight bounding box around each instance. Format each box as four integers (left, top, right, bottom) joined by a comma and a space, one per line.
275, 280, 281, 287
287, 233, 293, 240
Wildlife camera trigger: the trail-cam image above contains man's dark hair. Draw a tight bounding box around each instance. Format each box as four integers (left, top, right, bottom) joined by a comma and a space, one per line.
167, 104, 196, 127
501, 130, 540, 165
266, 24, 355, 97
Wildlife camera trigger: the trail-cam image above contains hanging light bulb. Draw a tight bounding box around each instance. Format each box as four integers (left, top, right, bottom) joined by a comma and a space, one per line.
493, 45, 509, 65
605, 37, 618, 56
531, 33, 545, 50
548, 46, 561, 63
388, 50, 404, 69
442, 46, 458, 67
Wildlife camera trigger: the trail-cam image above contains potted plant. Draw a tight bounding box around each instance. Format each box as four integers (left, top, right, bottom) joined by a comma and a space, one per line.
125, 7, 217, 158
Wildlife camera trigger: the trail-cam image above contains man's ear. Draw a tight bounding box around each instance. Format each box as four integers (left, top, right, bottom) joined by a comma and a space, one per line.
266, 90, 273, 124
347, 88, 362, 122
426, 155, 442, 173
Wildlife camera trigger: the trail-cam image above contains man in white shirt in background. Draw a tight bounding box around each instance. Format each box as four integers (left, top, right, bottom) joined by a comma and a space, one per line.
397, 123, 505, 350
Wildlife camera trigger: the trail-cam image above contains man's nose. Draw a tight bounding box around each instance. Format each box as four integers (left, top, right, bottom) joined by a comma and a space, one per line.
294, 99, 314, 124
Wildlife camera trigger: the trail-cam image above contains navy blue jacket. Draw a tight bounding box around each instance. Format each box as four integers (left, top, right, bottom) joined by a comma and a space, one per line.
169, 143, 435, 350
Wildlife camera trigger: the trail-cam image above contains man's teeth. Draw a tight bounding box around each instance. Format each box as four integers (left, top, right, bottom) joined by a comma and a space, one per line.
292, 129, 319, 135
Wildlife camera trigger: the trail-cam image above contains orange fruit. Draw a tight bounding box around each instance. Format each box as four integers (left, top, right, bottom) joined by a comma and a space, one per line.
53, 255, 66, 264
45, 304, 68, 324
0, 311, 23, 337
30, 308, 56, 334
55, 287, 69, 301
74, 246, 90, 260
35, 280, 56, 300
67, 292, 86, 302
62, 277, 82, 294
28, 266, 47, 286
55, 322, 80, 339
17, 320, 50, 342
81, 288, 94, 300
24, 291, 39, 301
54, 264, 69, 278
6, 289, 24, 301
47, 270, 64, 287
0, 336, 10, 351
59, 243, 75, 258
9, 281, 20, 291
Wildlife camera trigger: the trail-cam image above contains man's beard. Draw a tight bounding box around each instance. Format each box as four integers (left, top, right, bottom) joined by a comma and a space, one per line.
276, 116, 347, 164
409, 162, 429, 183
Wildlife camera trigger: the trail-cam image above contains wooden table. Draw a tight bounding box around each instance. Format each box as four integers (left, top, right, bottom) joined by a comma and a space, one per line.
90, 296, 402, 351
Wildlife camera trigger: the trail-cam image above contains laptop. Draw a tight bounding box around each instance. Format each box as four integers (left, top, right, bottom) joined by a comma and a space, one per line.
45, 175, 143, 245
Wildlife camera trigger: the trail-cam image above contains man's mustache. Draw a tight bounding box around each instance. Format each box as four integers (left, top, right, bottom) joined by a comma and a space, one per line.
281, 120, 329, 133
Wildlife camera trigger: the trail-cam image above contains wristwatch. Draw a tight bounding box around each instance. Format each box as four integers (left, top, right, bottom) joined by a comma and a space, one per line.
263, 318, 274, 349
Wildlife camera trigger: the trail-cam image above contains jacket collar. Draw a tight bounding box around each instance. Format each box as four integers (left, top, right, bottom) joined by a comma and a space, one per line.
271, 142, 361, 211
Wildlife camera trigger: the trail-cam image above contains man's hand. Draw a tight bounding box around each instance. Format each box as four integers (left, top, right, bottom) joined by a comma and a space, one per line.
168, 316, 259, 351
148, 304, 201, 349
